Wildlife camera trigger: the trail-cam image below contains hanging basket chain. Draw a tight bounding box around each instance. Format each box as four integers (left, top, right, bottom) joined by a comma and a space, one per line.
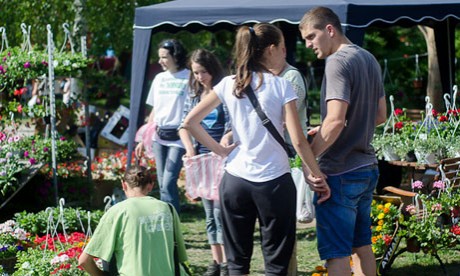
60, 22, 75, 54
0, 27, 8, 52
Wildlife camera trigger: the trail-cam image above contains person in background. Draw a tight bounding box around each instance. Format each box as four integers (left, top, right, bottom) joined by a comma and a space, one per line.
135, 39, 190, 212
299, 7, 387, 276
183, 23, 330, 276
179, 48, 231, 276
268, 51, 309, 141
78, 165, 188, 276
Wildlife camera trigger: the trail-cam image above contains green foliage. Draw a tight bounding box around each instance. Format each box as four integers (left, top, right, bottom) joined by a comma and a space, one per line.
13, 248, 57, 276
13, 207, 103, 236
364, 26, 428, 109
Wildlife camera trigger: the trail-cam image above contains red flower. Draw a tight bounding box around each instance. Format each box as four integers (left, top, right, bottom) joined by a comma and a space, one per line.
432, 109, 438, 117
17, 104, 23, 113
451, 225, 460, 235
439, 115, 448, 122
383, 234, 393, 246
394, 108, 404, 116
394, 122, 404, 130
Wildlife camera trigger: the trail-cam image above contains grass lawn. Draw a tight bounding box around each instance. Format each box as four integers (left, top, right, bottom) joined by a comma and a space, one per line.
179, 202, 460, 276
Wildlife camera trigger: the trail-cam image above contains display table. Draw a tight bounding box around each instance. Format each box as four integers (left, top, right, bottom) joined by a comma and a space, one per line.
0, 163, 44, 210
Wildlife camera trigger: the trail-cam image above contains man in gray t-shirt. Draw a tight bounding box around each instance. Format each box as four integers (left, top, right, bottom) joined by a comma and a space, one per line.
299, 6, 387, 276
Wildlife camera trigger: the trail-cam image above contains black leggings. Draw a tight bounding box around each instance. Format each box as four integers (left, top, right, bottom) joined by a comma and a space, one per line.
220, 172, 296, 276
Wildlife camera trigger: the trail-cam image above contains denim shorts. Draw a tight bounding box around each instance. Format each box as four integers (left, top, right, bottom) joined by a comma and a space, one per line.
314, 164, 379, 260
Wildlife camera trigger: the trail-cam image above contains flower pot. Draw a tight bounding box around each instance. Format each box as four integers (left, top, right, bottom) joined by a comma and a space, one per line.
406, 237, 421, 253
414, 150, 437, 164
413, 78, 423, 89
382, 146, 400, 161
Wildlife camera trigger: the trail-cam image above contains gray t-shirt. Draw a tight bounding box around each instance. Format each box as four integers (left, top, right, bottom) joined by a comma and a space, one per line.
319, 44, 385, 175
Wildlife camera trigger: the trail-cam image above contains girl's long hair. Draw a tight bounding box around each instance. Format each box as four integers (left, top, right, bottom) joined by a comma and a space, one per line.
233, 23, 283, 98
188, 49, 225, 97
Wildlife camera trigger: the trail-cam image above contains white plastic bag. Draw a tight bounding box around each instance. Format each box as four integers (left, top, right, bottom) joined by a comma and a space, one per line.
291, 167, 315, 223
183, 152, 226, 201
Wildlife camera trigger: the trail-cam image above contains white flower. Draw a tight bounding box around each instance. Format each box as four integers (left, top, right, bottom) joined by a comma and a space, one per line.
21, 261, 31, 269
53, 60, 59, 67
63, 60, 71, 66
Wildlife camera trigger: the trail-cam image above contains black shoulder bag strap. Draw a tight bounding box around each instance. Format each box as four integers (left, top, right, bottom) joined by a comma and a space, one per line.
168, 203, 181, 276
244, 85, 293, 157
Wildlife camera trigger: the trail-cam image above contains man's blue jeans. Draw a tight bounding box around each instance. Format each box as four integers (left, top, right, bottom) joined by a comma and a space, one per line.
152, 142, 185, 212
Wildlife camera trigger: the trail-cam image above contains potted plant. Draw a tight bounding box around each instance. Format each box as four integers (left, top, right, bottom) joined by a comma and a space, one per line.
413, 136, 446, 164
0, 220, 34, 274
399, 180, 460, 254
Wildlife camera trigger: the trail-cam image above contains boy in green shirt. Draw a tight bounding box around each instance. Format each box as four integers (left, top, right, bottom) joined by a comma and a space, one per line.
78, 165, 188, 276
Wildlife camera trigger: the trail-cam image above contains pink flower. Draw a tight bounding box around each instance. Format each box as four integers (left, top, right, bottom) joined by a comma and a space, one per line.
29, 158, 36, 165
405, 204, 416, 215
17, 104, 23, 113
433, 180, 445, 189
0, 65, 4, 74
431, 203, 442, 212
412, 180, 423, 190
24, 151, 29, 158
43, 147, 49, 152
23, 61, 31, 68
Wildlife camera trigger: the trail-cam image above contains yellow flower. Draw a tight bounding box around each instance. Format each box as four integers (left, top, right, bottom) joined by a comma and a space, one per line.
372, 236, 378, 243
378, 220, 384, 226
377, 213, 385, 220
377, 204, 384, 210
384, 202, 392, 208
372, 200, 376, 206
376, 225, 382, 232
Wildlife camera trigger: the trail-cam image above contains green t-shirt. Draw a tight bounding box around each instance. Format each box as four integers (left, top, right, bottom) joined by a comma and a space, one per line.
84, 196, 187, 276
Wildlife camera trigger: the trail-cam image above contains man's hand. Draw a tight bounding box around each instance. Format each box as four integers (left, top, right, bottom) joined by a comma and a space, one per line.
305, 173, 331, 204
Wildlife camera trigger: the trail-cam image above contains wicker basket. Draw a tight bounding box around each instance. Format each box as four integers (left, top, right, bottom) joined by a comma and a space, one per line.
0, 256, 17, 274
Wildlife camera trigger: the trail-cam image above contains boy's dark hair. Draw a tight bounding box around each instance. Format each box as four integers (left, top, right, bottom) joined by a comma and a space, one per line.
123, 165, 154, 189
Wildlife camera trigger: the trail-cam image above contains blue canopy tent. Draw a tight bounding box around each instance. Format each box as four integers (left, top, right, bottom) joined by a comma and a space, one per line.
127, 0, 460, 163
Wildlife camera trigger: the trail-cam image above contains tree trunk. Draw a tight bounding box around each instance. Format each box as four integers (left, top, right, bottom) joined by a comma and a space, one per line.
418, 26, 443, 111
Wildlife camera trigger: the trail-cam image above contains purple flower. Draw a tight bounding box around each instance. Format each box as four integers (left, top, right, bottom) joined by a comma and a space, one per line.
29, 158, 36, 165
43, 147, 49, 152
0, 65, 4, 74
433, 180, 445, 189
2, 57, 6, 62
0, 171, 6, 176
60, 136, 66, 141
24, 151, 29, 158
23, 61, 31, 68
5, 152, 12, 158
41, 60, 48, 66
412, 180, 424, 190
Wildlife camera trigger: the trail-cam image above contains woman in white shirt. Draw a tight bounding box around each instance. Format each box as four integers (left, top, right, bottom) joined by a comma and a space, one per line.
183, 24, 330, 275
135, 39, 189, 212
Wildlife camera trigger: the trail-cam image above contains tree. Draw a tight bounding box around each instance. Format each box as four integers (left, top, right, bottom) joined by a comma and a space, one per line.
418, 26, 443, 111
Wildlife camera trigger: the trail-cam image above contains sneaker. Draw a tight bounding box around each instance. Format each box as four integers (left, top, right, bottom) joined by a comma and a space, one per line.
220, 263, 229, 276
203, 261, 220, 276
